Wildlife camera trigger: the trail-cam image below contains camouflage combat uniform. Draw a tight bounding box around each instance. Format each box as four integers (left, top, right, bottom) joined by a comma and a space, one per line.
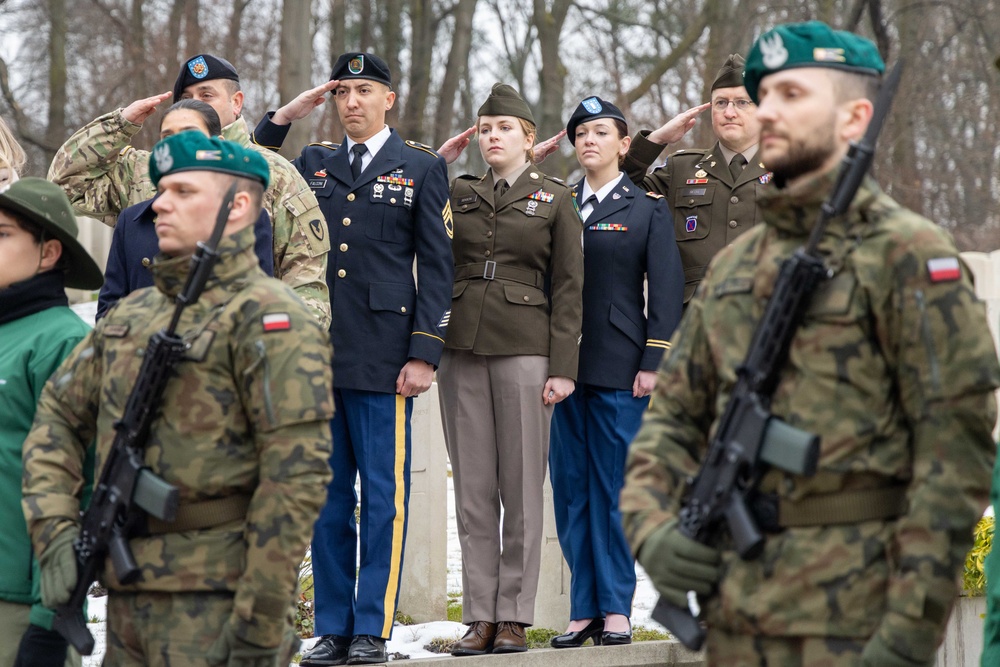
620, 172, 1000, 666
47, 110, 333, 328
21, 224, 335, 662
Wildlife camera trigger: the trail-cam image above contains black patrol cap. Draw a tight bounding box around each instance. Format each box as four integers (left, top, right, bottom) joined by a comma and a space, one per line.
330, 52, 392, 88
566, 96, 627, 145
173, 54, 240, 103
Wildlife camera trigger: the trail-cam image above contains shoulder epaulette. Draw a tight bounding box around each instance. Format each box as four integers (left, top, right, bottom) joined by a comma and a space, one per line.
456, 174, 478, 181
308, 141, 338, 151
405, 139, 440, 157
544, 175, 566, 186
646, 191, 664, 200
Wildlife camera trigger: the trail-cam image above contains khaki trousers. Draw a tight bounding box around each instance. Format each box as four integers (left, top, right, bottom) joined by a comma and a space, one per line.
438, 350, 552, 625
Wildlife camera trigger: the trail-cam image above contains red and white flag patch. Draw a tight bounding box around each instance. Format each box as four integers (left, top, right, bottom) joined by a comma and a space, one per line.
262, 313, 292, 332
927, 257, 961, 283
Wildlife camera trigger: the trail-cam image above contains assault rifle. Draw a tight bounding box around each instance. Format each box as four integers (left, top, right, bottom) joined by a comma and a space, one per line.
651, 62, 904, 650
51, 183, 238, 655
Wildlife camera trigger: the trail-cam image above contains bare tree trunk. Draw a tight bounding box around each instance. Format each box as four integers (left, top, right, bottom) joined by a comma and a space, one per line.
184, 0, 201, 57
45, 0, 67, 166
279, 0, 312, 158
359, 0, 373, 51
168, 0, 187, 71
433, 0, 478, 148
532, 0, 571, 175
399, 0, 434, 141
225, 0, 252, 64
321, 0, 346, 143
383, 0, 403, 128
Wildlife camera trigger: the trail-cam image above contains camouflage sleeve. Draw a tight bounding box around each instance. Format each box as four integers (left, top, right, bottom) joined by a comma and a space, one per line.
46, 108, 151, 227
263, 155, 332, 329
873, 221, 1000, 659
22, 330, 104, 554
230, 302, 334, 648
620, 290, 717, 554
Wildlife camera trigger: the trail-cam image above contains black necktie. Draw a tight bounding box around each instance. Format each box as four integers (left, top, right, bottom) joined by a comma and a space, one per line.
581, 194, 597, 221
729, 153, 747, 181
351, 143, 368, 181
495, 178, 508, 199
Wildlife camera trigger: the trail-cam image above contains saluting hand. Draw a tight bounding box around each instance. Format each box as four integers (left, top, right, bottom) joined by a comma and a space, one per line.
542, 376, 575, 405
437, 126, 476, 165
646, 103, 711, 146
271, 80, 340, 126
122, 91, 172, 125
633, 370, 658, 398
396, 359, 434, 398
531, 129, 567, 165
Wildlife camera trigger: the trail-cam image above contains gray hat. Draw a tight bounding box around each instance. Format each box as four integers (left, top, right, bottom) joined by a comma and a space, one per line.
0, 178, 103, 289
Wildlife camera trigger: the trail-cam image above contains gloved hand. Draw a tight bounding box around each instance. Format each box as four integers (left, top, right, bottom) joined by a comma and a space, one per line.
38, 527, 79, 608
860, 614, 937, 667
637, 519, 721, 609
207, 621, 296, 667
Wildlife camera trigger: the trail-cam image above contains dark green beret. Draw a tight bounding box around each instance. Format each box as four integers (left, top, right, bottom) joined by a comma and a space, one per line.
712, 54, 746, 91
477, 83, 535, 125
173, 54, 239, 102
0, 178, 103, 289
331, 52, 392, 88
744, 21, 885, 103
149, 131, 270, 188
566, 96, 626, 145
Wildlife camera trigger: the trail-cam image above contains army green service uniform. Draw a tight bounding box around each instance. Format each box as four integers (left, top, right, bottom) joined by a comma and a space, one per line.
47, 110, 332, 327
22, 222, 335, 664
623, 136, 768, 304
620, 172, 1000, 666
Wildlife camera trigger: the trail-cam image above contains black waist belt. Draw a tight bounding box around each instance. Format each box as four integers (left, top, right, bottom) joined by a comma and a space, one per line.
454, 262, 545, 289
753, 485, 908, 531
146, 494, 251, 535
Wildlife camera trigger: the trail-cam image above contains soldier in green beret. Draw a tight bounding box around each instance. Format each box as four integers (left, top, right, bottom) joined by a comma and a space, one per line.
23, 132, 336, 666
620, 21, 999, 667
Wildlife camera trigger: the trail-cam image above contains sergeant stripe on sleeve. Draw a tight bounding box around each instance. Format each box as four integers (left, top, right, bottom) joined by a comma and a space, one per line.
442, 201, 454, 239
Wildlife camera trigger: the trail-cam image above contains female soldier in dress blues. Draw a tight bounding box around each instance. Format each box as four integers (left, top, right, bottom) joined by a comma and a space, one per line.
549, 97, 683, 648
439, 83, 584, 657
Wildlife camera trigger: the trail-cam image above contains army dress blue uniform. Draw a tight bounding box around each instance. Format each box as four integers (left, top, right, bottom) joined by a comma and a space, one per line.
252, 116, 453, 641
549, 173, 683, 624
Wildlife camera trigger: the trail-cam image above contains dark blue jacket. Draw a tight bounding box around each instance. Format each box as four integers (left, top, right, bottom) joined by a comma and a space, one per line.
252, 115, 454, 394
97, 197, 274, 319
575, 174, 684, 390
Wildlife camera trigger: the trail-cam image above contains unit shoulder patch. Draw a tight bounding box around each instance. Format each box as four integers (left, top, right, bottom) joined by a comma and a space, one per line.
405, 140, 441, 158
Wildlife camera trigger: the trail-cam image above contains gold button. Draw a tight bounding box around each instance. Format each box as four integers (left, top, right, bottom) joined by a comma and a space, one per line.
390, 197, 397, 204
523, 295, 530, 302
141, 257, 151, 267
343, 217, 351, 226
340, 243, 348, 252
486, 230, 493, 237
400, 306, 407, 313
484, 250, 492, 257
337, 269, 346, 278
730, 196, 739, 204
347, 193, 356, 202
729, 220, 738, 228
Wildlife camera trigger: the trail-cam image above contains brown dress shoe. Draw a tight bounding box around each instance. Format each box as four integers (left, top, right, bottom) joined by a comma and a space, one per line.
493, 621, 527, 653
451, 621, 496, 656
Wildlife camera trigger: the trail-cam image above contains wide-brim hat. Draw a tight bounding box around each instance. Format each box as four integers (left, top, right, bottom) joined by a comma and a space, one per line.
566, 96, 627, 145
0, 178, 103, 289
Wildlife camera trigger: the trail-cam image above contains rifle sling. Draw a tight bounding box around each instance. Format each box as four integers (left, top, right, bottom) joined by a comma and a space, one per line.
146, 494, 251, 535
779, 485, 907, 528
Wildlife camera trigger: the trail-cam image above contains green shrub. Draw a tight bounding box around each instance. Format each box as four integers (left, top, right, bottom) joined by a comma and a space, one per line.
964, 514, 993, 596
525, 627, 558, 648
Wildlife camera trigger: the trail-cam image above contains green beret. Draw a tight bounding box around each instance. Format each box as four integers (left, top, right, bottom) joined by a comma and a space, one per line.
744, 21, 885, 103
149, 131, 270, 188
477, 83, 535, 125
712, 54, 746, 91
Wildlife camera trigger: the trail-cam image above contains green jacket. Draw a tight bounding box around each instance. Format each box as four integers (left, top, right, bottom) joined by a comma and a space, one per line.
621, 172, 999, 660
22, 225, 335, 648
47, 110, 332, 328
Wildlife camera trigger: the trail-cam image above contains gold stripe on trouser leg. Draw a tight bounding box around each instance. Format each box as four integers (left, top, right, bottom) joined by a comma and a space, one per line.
381, 394, 408, 636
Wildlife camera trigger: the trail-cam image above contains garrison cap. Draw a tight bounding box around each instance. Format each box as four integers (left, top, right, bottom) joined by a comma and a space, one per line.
566, 96, 627, 145
331, 52, 392, 87
173, 54, 240, 103
477, 83, 534, 124
0, 178, 103, 289
712, 54, 746, 91
744, 21, 885, 103
149, 131, 270, 188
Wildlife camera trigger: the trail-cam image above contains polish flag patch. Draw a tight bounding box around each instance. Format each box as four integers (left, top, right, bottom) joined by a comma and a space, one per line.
927, 257, 961, 283
262, 313, 292, 332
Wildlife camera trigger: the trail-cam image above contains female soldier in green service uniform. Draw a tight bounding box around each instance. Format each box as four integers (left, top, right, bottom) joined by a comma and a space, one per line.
438, 83, 583, 657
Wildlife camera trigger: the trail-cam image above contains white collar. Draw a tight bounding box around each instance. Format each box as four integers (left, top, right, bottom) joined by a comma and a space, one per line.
347, 125, 392, 158
580, 171, 624, 204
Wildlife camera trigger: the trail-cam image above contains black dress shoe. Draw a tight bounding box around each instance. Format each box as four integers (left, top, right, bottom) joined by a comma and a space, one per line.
346, 634, 388, 665
551, 617, 604, 648
300, 635, 352, 666
601, 621, 632, 646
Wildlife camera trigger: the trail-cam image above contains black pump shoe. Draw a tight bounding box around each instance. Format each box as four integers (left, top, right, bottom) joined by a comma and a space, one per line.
601, 618, 632, 646
550, 618, 605, 648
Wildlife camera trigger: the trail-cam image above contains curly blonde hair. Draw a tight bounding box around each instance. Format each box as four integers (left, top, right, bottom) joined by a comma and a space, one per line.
0, 115, 26, 180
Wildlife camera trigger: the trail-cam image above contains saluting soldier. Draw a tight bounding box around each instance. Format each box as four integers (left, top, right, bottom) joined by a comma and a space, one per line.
620, 22, 999, 666
47, 53, 332, 328
23, 132, 335, 665
250, 52, 454, 666
623, 54, 769, 304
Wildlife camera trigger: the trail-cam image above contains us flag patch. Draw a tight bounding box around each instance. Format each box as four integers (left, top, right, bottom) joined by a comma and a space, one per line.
927, 257, 961, 283
262, 313, 292, 332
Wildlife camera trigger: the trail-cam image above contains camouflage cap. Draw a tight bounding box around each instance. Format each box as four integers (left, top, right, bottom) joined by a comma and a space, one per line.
566, 96, 627, 145
149, 131, 270, 188
712, 54, 746, 91
330, 52, 392, 88
477, 83, 534, 124
0, 178, 103, 289
744, 21, 885, 103
173, 54, 240, 103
